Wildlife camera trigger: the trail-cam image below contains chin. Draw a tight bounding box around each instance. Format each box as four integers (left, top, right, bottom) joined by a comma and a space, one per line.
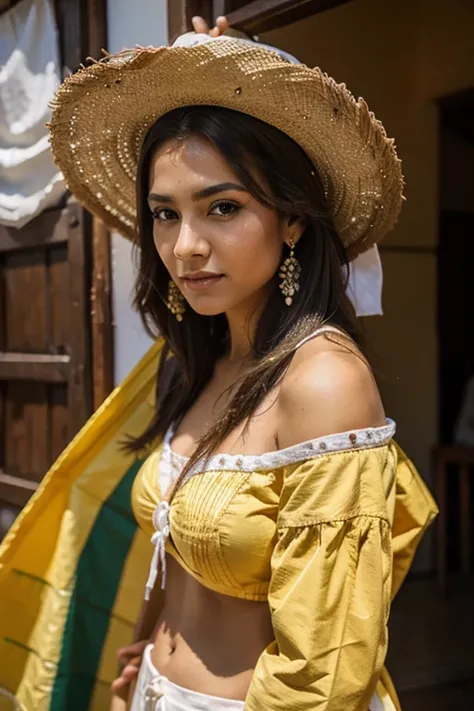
189, 302, 227, 317
186, 293, 244, 317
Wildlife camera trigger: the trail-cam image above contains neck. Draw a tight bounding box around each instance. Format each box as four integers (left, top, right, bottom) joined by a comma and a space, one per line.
224, 292, 265, 363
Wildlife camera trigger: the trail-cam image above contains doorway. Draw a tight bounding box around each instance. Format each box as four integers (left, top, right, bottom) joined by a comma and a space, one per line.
437, 89, 474, 574
438, 89, 474, 445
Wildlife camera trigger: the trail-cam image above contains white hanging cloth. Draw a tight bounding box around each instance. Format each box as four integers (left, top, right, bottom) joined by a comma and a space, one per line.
346, 245, 384, 317
0, 0, 65, 228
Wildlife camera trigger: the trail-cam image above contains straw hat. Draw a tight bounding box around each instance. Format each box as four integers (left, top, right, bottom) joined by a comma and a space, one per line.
48, 34, 404, 259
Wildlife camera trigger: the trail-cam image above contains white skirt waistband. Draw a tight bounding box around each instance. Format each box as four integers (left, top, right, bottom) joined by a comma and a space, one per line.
130, 644, 386, 710
129, 645, 245, 711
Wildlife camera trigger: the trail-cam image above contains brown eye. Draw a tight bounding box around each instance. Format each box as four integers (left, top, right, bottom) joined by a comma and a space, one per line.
209, 200, 241, 216
152, 208, 178, 222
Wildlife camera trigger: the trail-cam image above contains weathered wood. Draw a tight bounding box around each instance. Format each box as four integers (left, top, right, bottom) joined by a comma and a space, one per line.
0, 353, 70, 382
67, 201, 92, 436
54, 0, 88, 72
87, 0, 108, 59
91, 219, 114, 409
50, 384, 69, 463
86, 0, 115, 409
4, 382, 49, 482
0, 0, 105, 524
0, 471, 38, 509
221, 0, 353, 33
0, 209, 69, 253
5, 248, 48, 352
49, 243, 70, 352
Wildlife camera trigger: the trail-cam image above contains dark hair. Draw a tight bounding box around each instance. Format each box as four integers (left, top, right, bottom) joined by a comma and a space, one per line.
127, 106, 359, 493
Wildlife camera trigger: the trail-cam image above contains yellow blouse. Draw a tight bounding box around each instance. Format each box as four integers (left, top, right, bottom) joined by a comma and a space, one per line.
131, 421, 438, 710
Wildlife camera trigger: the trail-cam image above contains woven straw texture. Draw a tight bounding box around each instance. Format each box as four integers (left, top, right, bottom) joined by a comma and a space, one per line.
49, 39, 404, 258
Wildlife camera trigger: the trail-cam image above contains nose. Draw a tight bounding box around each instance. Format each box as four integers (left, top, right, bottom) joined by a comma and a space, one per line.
173, 220, 209, 261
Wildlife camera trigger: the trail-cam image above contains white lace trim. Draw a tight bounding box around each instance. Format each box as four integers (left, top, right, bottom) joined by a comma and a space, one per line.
163, 419, 395, 483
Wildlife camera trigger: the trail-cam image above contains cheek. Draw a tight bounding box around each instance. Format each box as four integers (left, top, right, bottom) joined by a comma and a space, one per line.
225, 214, 282, 279
153, 227, 175, 274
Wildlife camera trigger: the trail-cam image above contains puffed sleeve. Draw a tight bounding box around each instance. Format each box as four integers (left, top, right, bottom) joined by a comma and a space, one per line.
245, 443, 397, 711
390, 443, 438, 598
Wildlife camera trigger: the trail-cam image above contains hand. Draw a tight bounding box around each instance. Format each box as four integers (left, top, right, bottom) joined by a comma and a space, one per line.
110, 640, 149, 700
191, 15, 230, 37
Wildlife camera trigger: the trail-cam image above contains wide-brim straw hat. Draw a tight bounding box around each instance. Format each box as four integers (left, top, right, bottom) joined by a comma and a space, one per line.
48, 34, 404, 259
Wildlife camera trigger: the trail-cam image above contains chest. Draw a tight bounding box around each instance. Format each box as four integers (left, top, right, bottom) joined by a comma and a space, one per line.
171, 364, 280, 459
169, 466, 281, 597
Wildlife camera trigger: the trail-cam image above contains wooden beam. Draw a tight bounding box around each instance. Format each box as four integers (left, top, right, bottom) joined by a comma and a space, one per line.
91, 219, 114, 409
0, 208, 70, 253
224, 0, 353, 34
87, 0, 115, 409
67, 201, 92, 435
0, 471, 38, 509
0, 353, 70, 383
54, 0, 88, 72
87, 0, 107, 60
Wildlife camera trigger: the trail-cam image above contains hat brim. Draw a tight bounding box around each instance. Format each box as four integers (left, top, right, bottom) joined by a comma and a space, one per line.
49, 39, 404, 259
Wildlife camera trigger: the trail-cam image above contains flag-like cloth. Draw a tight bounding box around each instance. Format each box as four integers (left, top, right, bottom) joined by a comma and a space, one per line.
0, 338, 164, 711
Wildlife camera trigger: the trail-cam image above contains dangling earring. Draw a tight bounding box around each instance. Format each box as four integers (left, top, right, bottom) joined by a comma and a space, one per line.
279, 239, 301, 306
166, 280, 186, 322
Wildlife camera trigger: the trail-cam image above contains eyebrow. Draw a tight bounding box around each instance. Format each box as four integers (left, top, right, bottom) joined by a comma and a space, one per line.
148, 182, 247, 204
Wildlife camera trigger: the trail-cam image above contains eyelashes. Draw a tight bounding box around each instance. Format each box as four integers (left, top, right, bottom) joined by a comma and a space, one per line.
151, 199, 242, 222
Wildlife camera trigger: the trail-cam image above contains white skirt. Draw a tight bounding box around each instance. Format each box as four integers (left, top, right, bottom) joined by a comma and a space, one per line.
129, 645, 245, 711
130, 644, 386, 710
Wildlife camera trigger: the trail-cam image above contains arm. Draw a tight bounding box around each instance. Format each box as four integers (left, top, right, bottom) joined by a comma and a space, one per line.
245, 342, 393, 710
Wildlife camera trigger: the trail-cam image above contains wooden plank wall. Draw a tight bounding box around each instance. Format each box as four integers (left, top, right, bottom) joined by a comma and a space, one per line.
0, 206, 91, 531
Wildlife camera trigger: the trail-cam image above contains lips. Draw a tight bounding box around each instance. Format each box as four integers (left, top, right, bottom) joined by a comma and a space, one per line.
180, 273, 224, 291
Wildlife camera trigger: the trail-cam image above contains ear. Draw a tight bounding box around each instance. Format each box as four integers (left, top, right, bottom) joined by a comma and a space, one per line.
284, 216, 306, 247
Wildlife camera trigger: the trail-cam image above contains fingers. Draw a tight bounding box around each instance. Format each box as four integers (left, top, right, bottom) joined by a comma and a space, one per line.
192, 16, 210, 34
209, 15, 230, 37
192, 15, 230, 38
216, 16, 230, 33
111, 664, 139, 698
117, 640, 149, 664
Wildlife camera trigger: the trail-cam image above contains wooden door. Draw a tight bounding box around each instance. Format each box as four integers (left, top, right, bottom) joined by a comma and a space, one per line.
0, 0, 111, 535
0, 204, 92, 532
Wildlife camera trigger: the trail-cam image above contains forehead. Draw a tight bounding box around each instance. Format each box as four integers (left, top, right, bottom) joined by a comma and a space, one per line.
148, 135, 238, 188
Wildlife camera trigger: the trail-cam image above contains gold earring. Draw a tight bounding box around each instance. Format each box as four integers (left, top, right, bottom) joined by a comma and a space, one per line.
166, 280, 186, 322
279, 239, 301, 306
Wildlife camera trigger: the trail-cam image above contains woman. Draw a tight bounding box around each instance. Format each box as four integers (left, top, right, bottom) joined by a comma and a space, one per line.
49, 15, 437, 711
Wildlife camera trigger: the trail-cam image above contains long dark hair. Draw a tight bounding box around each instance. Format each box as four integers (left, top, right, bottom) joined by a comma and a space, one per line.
127, 106, 359, 489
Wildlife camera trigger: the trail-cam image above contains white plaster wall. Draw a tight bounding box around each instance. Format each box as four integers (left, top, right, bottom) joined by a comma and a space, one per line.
106, 0, 168, 385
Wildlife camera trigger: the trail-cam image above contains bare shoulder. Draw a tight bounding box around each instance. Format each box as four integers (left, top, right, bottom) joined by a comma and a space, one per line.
277, 333, 386, 449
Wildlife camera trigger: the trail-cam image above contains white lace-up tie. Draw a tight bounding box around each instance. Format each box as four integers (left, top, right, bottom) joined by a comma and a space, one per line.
144, 500, 170, 600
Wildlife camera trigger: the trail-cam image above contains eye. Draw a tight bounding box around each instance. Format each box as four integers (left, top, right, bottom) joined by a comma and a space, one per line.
209, 200, 241, 217
152, 207, 178, 222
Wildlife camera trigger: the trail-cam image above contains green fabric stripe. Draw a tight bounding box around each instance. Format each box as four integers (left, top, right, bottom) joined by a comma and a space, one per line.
50, 459, 143, 711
